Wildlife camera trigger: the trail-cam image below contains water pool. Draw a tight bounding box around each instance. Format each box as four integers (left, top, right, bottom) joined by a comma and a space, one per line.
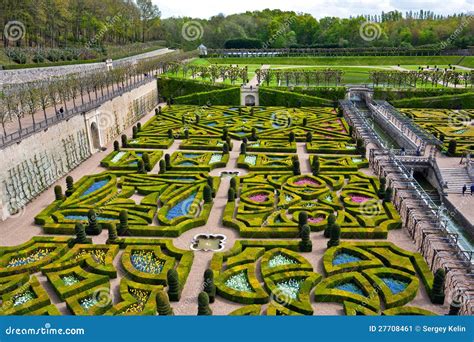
332, 253, 362, 266
81, 179, 109, 197
166, 193, 197, 220
380, 277, 408, 294
336, 282, 365, 296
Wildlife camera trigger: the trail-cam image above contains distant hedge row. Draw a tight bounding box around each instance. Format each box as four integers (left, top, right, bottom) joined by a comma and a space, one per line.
157, 77, 233, 101
259, 88, 334, 107
173, 87, 241, 106
390, 92, 474, 109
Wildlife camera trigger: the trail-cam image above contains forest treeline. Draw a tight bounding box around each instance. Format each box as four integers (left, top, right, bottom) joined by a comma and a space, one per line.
1, 1, 472, 50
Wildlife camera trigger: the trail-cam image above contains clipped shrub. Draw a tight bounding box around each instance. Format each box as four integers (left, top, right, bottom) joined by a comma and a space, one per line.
198, 292, 212, 315
118, 210, 128, 235
107, 223, 118, 243
384, 187, 393, 203
132, 126, 138, 139
302, 118, 308, 126
448, 140, 457, 156
222, 142, 229, 154
250, 128, 258, 141
448, 296, 461, 315
74, 223, 88, 244
299, 224, 312, 252
306, 131, 313, 142
289, 132, 295, 143
184, 129, 189, 139
142, 153, 151, 172
222, 128, 228, 141
312, 156, 320, 176
65, 176, 74, 197
431, 268, 446, 304
167, 269, 180, 301
228, 188, 236, 202
54, 185, 64, 201
324, 213, 336, 238
137, 122, 142, 131
137, 159, 146, 174
157, 291, 174, 315
167, 129, 173, 139
165, 154, 171, 170
159, 160, 166, 174
86, 209, 102, 235
298, 211, 308, 230
240, 142, 247, 154
327, 223, 341, 248
203, 185, 213, 203
121, 134, 128, 148
293, 160, 301, 175
378, 177, 387, 199
204, 269, 216, 303
113, 141, 120, 152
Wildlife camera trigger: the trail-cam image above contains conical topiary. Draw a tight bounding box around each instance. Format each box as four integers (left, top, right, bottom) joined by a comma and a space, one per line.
167, 269, 180, 301
324, 213, 336, 238
431, 268, 446, 304
54, 185, 64, 201
156, 291, 174, 316
142, 153, 151, 172
107, 223, 118, 243
118, 210, 128, 235
86, 209, 102, 235
74, 223, 88, 244
203, 185, 213, 203
327, 223, 341, 248
299, 224, 312, 252
65, 176, 74, 197
203, 269, 216, 303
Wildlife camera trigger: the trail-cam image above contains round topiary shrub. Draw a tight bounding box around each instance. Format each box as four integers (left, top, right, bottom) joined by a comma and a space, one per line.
448, 140, 457, 156
306, 132, 312, 142
132, 126, 138, 139
54, 185, 64, 201
298, 211, 308, 230
383, 187, 392, 203
324, 213, 337, 238
137, 122, 142, 131
197, 292, 212, 316
167, 269, 180, 301
222, 142, 229, 154
167, 129, 173, 139
289, 132, 295, 143
113, 141, 120, 152
293, 160, 301, 175
222, 128, 228, 141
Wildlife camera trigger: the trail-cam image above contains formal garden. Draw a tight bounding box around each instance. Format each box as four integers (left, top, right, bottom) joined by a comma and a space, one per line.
0, 104, 453, 316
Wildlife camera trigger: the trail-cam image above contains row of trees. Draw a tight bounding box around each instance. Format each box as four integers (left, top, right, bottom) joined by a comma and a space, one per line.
369, 70, 474, 88
256, 69, 344, 87
167, 63, 249, 85
1, 0, 161, 48
0, 51, 195, 136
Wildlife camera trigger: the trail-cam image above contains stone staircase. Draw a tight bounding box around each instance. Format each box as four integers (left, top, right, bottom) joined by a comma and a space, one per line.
440, 167, 472, 194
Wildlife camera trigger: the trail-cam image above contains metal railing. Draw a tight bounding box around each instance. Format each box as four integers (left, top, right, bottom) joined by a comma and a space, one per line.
0, 76, 156, 149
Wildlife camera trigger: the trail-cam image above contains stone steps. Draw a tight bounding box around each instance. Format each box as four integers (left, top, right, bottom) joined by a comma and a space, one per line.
440, 167, 472, 194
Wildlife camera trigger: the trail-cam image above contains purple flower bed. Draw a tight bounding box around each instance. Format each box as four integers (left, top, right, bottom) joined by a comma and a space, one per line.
249, 193, 269, 203
350, 195, 371, 203
308, 216, 324, 224
294, 178, 319, 186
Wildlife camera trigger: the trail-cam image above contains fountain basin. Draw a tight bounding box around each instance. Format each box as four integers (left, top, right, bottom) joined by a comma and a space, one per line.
190, 234, 227, 252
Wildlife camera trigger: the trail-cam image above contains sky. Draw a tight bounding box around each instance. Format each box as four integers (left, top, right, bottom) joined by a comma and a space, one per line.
157, 0, 473, 19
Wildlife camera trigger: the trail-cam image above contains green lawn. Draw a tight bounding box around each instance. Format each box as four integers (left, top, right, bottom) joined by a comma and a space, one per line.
206, 56, 465, 66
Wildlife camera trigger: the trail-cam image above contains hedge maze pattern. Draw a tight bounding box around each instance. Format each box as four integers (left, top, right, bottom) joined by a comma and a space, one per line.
0, 105, 445, 316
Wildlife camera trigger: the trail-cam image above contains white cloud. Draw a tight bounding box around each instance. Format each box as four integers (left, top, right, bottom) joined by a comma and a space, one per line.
156, 0, 473, 19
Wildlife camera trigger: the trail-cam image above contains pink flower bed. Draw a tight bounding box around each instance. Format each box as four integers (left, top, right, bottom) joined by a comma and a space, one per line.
308, 216, 324, 224
249, 193, 269, 202
294, 178, 319, 186
350, 195, 371, 203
